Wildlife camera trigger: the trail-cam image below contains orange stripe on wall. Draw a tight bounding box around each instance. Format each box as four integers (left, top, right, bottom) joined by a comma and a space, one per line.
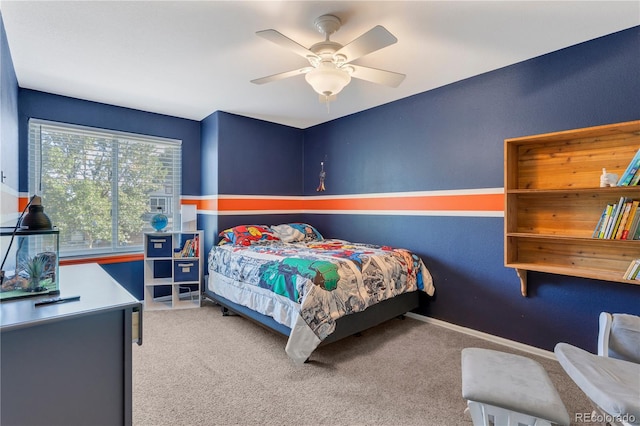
305, 194, 504, 211
217, 193, 504, 212
182, 198, 216, 211
181, 198, 202, 206
22, 193, 503, 214
60, 253, 144, 266
218, 198, 306, 211
18, 196, 29, 212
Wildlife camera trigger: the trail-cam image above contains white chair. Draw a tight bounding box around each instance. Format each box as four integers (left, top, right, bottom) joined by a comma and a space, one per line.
597, 312, 640, 363
555, 312, 640, 426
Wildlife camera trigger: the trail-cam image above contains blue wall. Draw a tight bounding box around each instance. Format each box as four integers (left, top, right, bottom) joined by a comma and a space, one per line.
200, 111, 304, 250
217, 112, 303, 196
302, 27, 640, 352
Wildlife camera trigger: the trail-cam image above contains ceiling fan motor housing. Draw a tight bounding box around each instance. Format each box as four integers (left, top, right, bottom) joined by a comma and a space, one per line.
308, 40, 344, 67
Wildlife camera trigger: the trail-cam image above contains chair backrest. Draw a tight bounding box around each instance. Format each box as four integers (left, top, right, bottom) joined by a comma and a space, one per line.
598, 312, 640, 364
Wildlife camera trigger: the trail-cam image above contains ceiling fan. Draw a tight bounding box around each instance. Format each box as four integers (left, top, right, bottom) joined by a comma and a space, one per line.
251, 14, 406, 105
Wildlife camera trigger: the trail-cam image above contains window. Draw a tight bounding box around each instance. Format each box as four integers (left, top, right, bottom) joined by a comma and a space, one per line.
150, 196, 171, 216
29, 119, 181, 258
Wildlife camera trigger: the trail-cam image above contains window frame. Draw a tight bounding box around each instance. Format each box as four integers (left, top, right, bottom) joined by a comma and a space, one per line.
28, 118, 182, 259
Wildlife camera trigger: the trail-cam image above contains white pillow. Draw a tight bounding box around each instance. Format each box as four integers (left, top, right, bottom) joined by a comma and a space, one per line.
270, 224, 305, 243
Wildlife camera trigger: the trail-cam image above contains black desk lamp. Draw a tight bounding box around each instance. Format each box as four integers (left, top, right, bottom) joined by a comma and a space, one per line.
20, 196, 52, 230
1, 195, 52, 286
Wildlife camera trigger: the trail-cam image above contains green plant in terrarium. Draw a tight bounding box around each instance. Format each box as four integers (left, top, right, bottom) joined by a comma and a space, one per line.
21, 255, 48, 292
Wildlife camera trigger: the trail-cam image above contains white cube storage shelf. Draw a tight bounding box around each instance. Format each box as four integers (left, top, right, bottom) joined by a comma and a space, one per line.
143, 231, 203, 310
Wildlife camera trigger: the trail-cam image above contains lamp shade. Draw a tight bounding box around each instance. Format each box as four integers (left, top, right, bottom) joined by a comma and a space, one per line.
305, 62, 351, 97
20, 196, 53, 230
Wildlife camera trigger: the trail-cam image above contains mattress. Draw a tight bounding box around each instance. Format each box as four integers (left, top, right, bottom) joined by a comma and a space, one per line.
208, 239, 434, 363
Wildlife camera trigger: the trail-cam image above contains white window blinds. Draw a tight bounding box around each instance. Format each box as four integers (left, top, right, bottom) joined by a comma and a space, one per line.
28, 119, 182, 257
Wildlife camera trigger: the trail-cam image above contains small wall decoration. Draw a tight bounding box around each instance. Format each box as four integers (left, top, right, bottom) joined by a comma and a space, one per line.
317, 161, 326, 192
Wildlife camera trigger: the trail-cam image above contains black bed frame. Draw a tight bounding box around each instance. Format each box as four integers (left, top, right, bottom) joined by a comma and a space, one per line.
202, 285, 420, 347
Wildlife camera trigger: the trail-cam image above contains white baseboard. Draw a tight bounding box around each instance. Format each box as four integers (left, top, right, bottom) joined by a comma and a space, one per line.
405, 312, 556, 361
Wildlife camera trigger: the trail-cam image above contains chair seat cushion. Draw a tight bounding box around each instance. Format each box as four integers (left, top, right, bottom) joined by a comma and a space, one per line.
461, 348, 570, 425
610, 314, 640, 363
555, 343, 640, 425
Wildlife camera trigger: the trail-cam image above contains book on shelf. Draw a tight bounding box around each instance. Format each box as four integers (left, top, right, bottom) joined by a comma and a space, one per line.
592, 204, 610, 238
628, 206, 640, 240
177, 234, 200, 258
631, 262, 639, 279
623, 259, 636, 279
601, 200, 618, 239
620, 200, 639, 239
632, 264, 640, 280
604, 197, 627, 239
594, 203, 614, 239
177, 238, 195, 258
623, 258, 640, 280
618, 148, 640, 186
629, 201, 640, 240
193, 234, 199, 257
633, 219, 640, 240
593, 198, 640, 239
614, 200, 633, 239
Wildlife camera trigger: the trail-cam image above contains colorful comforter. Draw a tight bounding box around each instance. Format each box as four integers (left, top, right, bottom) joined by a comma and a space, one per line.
208, 239, 434, 363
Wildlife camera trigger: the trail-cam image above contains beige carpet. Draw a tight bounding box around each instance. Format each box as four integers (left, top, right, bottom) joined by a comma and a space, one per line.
132, 300, 601, 426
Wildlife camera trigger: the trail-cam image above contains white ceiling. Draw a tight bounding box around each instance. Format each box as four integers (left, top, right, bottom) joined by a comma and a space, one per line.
1, 1, 638, 129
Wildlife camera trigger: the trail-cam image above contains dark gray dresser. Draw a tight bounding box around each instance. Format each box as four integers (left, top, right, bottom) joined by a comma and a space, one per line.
1, 263, 142, 426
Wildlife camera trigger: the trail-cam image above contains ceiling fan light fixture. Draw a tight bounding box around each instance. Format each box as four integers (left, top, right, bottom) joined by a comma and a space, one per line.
253, 14, 404, 105
304, 62, 351, 100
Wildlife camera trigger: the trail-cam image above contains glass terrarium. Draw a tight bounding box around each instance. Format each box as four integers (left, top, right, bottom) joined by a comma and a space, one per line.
0, 227, 60, 301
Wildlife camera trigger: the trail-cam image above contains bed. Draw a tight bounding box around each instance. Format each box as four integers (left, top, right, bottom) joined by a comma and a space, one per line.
204, 223, 435, 364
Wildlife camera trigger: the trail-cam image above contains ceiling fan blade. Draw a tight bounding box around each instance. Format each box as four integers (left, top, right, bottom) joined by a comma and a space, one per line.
348, 64, 406, 88
336, 26, 397, 62
251, 67, 312, 85
256, 29, 316, 59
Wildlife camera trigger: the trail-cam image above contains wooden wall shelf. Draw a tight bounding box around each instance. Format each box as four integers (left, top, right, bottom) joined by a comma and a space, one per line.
504, 120, 640, 296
